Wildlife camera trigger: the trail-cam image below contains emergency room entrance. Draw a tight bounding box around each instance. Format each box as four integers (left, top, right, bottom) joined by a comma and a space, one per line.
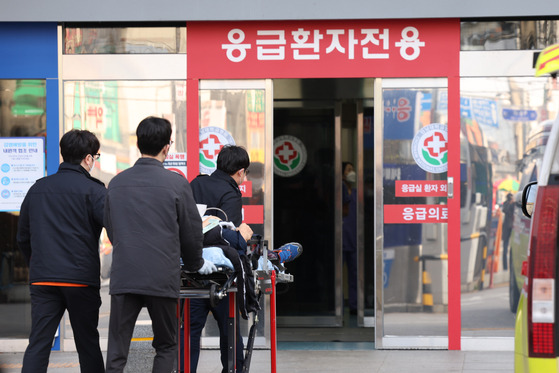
187, 18, 461, 349
271, 78, 453, 349
195, 77, 455, 347
272, 79, 375, 335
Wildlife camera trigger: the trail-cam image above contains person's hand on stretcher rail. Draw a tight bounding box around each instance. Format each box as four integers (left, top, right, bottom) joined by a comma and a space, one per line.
236, 223, 253, 242
197, 258, 218, 275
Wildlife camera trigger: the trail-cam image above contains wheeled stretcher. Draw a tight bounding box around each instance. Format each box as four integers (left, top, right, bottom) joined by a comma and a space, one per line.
178, 235, 294, 373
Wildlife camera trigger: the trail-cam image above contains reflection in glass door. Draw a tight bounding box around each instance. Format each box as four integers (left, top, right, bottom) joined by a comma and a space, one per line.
376, 79, 450, 348
197, 79, 273, 348
60, 44, 188, 349
274, 102, 341, 326
459, 77, 550, 350
273, 79, 375, 335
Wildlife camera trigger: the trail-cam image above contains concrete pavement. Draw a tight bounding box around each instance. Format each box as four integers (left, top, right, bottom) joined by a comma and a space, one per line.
0, 348, 514, 373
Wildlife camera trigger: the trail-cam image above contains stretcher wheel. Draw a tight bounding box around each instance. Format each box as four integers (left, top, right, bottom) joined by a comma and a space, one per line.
209, 283, 220, 308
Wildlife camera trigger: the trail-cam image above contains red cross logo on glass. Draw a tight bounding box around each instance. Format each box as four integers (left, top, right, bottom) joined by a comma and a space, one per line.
424, 131, 447, 158
275, 141, 298, 164
200, 134, 224, 160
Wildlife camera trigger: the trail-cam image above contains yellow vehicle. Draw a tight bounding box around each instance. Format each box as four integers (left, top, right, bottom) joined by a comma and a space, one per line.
509, 120, 552, 313
514, 43, 559, 372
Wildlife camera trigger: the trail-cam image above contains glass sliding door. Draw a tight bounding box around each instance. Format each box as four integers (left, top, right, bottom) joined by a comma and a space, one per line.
59, 25, 187, 349
376, 78, 450, 348
198, 79, 273, 347
459, 76, 550, 350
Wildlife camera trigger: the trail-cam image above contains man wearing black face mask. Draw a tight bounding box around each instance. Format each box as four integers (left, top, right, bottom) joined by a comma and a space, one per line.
17, 129, 106, 373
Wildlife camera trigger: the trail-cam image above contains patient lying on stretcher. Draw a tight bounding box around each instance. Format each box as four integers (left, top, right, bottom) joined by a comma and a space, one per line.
200, 215, 303, 272
182, 215, 302, 319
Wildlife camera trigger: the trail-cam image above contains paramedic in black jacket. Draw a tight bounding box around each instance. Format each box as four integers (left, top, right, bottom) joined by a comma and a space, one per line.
189, 145, 253, 373
104, 117, 216, 373
17, 129, 106, 373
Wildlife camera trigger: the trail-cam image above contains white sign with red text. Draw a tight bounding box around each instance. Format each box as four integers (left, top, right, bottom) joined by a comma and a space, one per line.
395, 180, 448, 197
384, 204, 448, 224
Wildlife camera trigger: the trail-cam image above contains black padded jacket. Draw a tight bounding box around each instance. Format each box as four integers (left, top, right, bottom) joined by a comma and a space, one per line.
17, 162, 106, 287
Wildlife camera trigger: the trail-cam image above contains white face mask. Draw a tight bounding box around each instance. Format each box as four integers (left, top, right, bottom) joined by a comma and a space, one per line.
346, 171, 357, 183
89, 157, 95, 173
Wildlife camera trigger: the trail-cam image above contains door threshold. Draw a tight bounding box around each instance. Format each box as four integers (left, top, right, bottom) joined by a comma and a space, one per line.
461, 337, 514, 351
278, 341, 375, 350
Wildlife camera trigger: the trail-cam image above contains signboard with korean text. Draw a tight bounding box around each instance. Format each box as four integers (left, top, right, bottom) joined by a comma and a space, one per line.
384, 90, 419, 140
502, 108, 538, 122
186, 18, 462, 349
239, 181, 252, 197
384, 204, 448, 224
239, 181, 264, 224
188, 19, 460, 79
0, 137, 45, 212
163, 152, 187, 178
395, 180, 447, 197
460, 97, 499, 128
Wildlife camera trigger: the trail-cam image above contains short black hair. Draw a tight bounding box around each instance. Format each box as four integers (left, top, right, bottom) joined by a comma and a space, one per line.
136, 116, 172, 156
217, 145, 250, 175
60, 129, 100, 165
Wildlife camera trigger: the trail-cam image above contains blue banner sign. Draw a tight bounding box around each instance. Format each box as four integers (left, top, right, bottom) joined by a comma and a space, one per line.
502, 108, 538, 122
461, 97, 499, 128
384, 90, 418, 140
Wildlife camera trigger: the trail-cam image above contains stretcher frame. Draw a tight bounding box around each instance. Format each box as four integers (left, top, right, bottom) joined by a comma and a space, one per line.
178, 237, 292, 373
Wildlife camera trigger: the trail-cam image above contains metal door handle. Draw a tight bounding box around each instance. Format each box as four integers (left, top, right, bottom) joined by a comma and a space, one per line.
447, 177, 453, 199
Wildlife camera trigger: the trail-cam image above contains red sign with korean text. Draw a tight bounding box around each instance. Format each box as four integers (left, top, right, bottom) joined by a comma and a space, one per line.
395, 180, 448, 197
239, 181, 253, 197
242, 205, 264, 224
384, 204, 448, 224
187, 19, 460, 79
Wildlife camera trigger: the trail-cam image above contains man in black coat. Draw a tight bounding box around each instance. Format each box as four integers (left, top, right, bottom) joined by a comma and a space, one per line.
104, 117, 216, 373
189, 145, 253, 373
17, 129, 106, 373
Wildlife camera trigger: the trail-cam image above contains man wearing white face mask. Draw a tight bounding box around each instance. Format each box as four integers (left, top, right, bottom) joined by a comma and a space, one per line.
17, 129, 106, 373
342, 162, 358, 315
104, 117, 209, 373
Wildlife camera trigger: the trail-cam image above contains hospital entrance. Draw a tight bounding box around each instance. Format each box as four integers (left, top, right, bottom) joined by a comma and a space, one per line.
272, 78, 452, 348
273, 78, 375, 343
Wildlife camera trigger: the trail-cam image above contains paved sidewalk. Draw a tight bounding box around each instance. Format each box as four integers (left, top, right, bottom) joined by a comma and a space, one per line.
0, 348, 514, 373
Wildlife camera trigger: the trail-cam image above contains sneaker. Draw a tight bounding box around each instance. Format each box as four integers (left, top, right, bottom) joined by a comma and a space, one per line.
270, 242, 303, 263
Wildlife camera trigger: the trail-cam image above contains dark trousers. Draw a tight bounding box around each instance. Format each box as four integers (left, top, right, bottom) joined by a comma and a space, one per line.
22, 285, 104, 373
343, 250, 358, 311
189, 297, 244, 373
105, 294, 178, 373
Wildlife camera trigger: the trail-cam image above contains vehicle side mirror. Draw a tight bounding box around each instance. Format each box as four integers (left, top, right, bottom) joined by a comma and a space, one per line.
521, 181, 538, 218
